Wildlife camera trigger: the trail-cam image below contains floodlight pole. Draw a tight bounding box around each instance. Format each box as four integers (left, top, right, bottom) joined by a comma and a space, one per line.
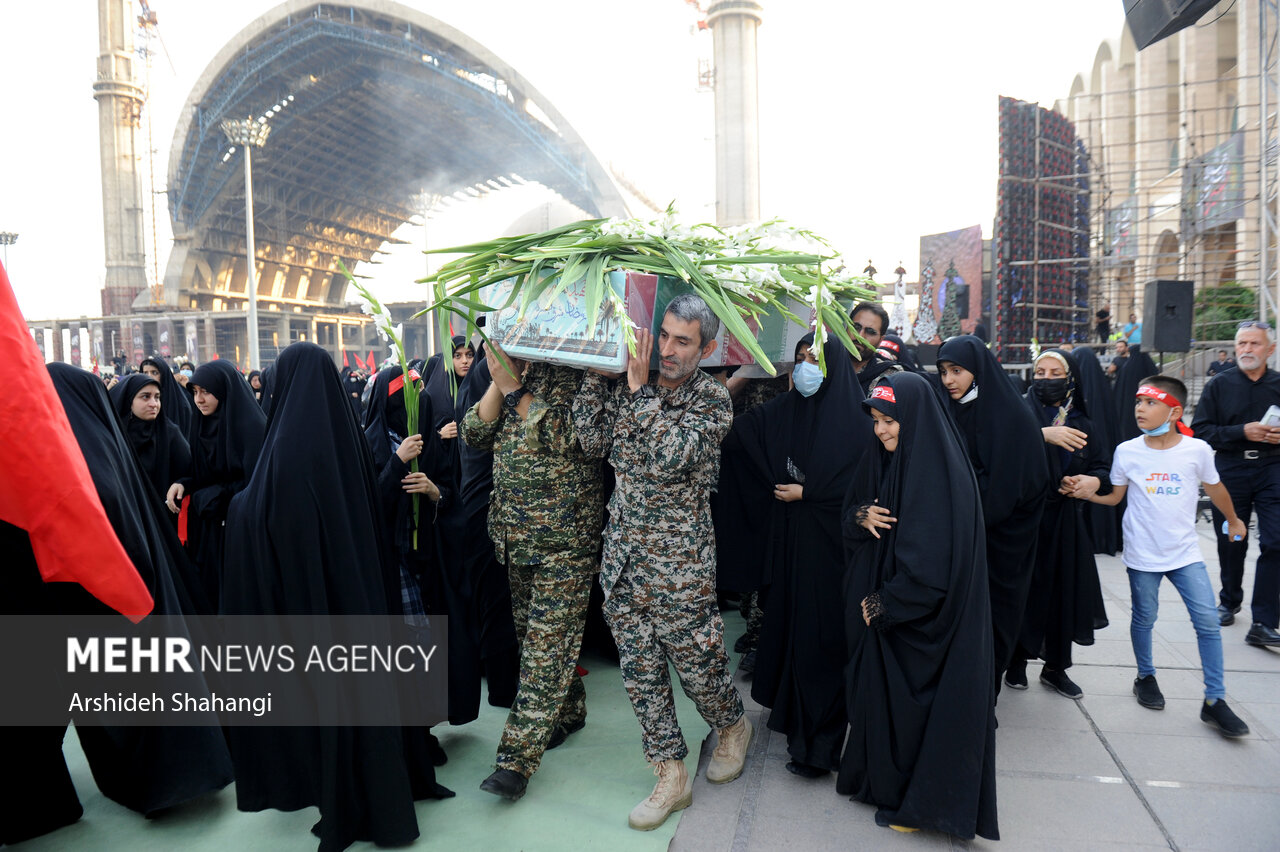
221, 118, 271, 370
0, 232, 17, 272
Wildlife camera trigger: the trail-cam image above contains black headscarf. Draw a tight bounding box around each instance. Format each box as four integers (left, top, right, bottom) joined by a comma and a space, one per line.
187, 360, 266, 492
363, 365, 437, 474
1112, 348, 1159, 442
140, 356, 194, 436
838, 371, 997, 839
877, 334, 923, 373
935, 335, 1048, 526
109, 373, 192, 502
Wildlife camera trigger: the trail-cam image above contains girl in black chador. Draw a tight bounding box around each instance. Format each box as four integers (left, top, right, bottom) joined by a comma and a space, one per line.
1008, 349, 1111, 699
936, 335, 1049, 691
728, 336, 873, 777
109, 373, 191, 504
165, 360, 265, 611
222, 342, 453, 852
839, 371, 998, 840
1069, 346, 1120, 555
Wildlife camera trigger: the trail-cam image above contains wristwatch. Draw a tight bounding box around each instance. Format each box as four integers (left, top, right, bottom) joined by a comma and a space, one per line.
503, 386, 529, 413
632, 384, 656, 401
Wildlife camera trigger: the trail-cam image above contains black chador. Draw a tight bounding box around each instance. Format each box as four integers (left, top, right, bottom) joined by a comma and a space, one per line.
730, 341, 872, 775
177, 360, 265, 609
839, 371, 998, 840
109, 373, 192, 503
0, 364, 232, 841
222, 343, 452, 852
1016, 351, 1110, 676
935, 335, 1049, 689
1069, 347, 1120, 554
1113, 347, 1159, 442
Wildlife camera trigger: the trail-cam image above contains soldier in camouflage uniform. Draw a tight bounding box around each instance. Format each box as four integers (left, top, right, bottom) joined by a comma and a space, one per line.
572, 293, 751, 831
460, 345, 604, 801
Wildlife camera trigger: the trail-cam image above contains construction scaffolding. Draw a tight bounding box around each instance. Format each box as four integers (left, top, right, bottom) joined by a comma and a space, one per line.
1055, 2, 1276, 350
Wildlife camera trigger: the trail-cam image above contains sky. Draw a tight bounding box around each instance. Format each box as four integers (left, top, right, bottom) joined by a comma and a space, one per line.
0, 0, 1129, 321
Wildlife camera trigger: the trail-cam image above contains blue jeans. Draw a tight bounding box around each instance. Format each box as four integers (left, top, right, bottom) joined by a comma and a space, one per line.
1127, 563, 1224, 700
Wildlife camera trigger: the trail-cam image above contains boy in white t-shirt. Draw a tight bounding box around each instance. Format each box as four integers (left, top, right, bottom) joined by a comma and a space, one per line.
1065, 376, 1250, 738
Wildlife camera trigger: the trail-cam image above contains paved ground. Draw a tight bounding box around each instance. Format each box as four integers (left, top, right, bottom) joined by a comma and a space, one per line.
673, 519, 1280, 852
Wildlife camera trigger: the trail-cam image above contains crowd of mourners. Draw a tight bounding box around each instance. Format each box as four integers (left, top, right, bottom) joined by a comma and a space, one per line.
6, 291, 1280, 850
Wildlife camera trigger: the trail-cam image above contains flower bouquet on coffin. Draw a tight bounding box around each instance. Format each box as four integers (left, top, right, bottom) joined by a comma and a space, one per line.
416, 207, 878, 376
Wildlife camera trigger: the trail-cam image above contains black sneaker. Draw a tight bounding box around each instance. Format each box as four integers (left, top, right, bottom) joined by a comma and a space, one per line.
1133, 675, 1165, 710
1004, 659, 1028, 690
1040, 666, 1083, 699
1201, 699, 1250, 738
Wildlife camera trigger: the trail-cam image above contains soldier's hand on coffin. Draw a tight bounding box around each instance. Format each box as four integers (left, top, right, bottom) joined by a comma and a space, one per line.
487, 342, 526, 393
628, 328, 654, 394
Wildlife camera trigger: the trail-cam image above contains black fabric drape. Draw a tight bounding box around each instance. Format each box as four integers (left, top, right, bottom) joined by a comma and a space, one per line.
221, 342, 450, 852
1018, 351, 1111, 667
935, 335, 1048, 687
837, 371, 998, 840
180, 361, 266, 608
40, 363, 232, 816
734, 342, 872, 770
1069, 346, 1120, 554
109, 373, 192, 503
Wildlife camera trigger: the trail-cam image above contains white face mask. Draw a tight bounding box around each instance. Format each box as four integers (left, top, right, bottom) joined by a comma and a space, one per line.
792, 361, 824, 397
958, 383, 979, 404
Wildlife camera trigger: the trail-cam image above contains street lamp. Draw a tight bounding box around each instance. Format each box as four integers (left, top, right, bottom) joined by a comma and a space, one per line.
0, 232, 17, 272
220, 117, 271, 369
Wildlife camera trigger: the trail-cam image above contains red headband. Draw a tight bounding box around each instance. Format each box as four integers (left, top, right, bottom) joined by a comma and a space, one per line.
879, 339, 900, 353
1136, 385, 1194, 435
386, 369, 421, 397
871, 385, 896, 403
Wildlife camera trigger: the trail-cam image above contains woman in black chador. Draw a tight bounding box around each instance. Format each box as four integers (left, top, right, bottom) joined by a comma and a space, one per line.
1008, 350, 1111, 698
839, 371, 998, 840
936, 335, 1049, 691
166, 360, 265, 610
364, 362, 480, 726
16, 364, 232, 823
730, 337, 872, 777
109, 373, 191, 504
222, 342, 453, 852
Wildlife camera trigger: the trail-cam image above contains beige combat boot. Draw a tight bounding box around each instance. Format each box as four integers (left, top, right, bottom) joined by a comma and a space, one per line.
628, 759, 693, 831
706, 714, 752, 783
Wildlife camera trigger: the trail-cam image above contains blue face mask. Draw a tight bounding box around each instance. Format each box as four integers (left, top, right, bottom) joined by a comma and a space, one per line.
793, 361, 824, 397
1140, 419, 1172, 437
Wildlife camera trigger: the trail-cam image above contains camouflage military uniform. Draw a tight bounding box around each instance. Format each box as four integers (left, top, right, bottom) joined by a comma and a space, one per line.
572, 368, 744, 763
461, 363, 603, 778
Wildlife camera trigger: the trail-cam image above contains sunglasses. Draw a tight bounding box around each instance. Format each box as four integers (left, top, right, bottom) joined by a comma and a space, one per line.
853, 322, 881, 336
1238, 320, 1273, 330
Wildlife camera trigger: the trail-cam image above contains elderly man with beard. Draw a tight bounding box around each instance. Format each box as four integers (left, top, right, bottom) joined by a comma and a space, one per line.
1191, 321, 1280, 647
573, 293, 750, 832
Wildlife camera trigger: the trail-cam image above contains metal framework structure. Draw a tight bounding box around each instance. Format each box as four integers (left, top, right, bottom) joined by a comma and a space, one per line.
162, 0, 625, 315
1260, 0, 1280, 365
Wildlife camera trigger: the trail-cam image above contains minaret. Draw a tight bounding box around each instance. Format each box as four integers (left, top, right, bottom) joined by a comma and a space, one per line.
706, 1, 763, 226
94, 0, 150, 315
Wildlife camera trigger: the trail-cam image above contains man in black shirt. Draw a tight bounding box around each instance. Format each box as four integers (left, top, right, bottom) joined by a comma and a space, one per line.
1096, 303, 1111, 343
1190, 321, 1280, 646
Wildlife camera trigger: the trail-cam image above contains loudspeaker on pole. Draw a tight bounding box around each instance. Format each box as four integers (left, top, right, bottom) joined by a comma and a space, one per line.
1143, 279, 1194, 353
